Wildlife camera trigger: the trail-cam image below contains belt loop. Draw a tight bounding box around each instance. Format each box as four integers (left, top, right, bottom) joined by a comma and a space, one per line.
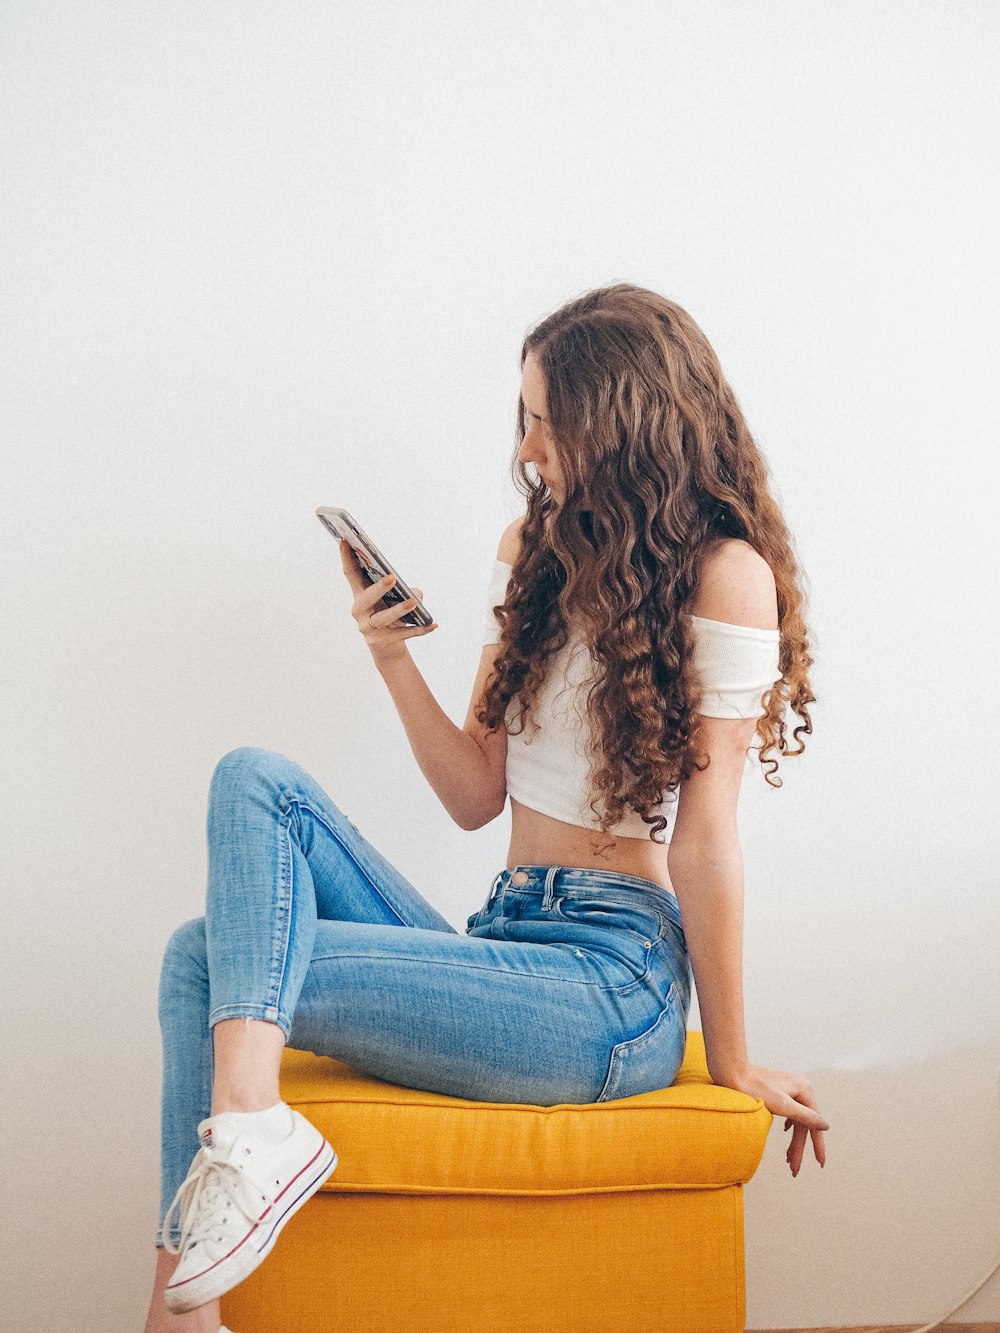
487, 871, 504, 907
542, 864, 560, 910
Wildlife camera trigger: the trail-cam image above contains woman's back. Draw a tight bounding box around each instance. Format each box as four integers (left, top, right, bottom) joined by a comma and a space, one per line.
481, 520, 782, 893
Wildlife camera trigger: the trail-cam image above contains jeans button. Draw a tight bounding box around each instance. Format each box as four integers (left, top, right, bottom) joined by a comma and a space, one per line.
511, 870, 529, 886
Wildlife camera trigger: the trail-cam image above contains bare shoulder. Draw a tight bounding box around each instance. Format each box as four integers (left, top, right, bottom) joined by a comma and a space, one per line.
687, 537, 778, 631
496, 514, 526, 565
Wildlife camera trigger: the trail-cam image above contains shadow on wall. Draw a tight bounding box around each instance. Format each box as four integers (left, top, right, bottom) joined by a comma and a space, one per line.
745, 1039, 1000, 1327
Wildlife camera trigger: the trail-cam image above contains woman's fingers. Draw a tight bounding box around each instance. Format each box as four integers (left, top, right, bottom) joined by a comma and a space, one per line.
338, 538, 367, 592
339, 540, 385, 604
339, 540, 392, 600
783, 1086, 827, 1175
369, 592, 419, 628
343, 558, 401, 622
339, 542, 428, 626
338, 546, 438, 651
788, 1126, 826, 1174
786, 1121, 807, 1175
813, 1126, 826, 1168
795, 1083, 829, 1136
365, 583, 402, 623
731, 1065, 828, 1178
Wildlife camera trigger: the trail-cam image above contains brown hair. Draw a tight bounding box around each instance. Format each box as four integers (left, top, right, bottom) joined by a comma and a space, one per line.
475, 283, 816, 848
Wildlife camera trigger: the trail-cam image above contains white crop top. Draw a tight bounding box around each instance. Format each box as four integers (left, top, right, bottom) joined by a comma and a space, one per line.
482, 558, 782, 841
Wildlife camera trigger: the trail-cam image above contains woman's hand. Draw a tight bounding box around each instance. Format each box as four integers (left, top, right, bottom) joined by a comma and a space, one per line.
338, 538, 438, 665
719, 1062, 828, 1176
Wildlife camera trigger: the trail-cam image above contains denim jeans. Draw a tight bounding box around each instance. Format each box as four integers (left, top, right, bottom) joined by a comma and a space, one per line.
155, 746, 692, 1247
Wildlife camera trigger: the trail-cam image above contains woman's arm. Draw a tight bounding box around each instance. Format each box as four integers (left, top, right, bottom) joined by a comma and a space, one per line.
375, 650, 501, 830
667, 720, 753, 1086
669, 538, 776, 1083
667, 834, 748, 1085
338, 520, 519, 831
670, 541, 829, 1176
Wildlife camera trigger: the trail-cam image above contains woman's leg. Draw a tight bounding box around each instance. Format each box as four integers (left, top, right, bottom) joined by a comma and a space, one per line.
149, 746, 685, 1323
190, 746, 673, 1111
147, 920, 220, 1333
155, 746, 463, 1251
202, 745, 461, 1043
149, 747, 464, 1328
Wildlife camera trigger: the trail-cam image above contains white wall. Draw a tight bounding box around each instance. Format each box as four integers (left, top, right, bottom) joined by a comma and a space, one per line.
3, 3, 998, 1329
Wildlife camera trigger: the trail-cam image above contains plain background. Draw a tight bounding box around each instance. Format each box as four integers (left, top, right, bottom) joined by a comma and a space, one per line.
2, 3, 999, 1329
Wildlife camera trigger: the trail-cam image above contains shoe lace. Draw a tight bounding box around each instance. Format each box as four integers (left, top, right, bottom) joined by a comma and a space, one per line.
162, 1146, 272, 1257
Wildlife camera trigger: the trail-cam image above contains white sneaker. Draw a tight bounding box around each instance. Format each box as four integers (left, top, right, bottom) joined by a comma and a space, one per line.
163, 1104, 338, 1313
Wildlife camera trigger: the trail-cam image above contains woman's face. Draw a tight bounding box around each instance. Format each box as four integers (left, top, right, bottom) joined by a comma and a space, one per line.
517, 351, 565, 504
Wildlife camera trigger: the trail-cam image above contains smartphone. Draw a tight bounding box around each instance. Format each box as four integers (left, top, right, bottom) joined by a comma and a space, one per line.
316, 506, 433, 629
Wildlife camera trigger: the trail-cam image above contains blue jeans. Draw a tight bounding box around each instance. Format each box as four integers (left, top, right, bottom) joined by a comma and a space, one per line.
155, 746, 692, 1247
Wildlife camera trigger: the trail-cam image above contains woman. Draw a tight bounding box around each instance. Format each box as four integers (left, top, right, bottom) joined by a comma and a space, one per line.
145, 283, 829, 1332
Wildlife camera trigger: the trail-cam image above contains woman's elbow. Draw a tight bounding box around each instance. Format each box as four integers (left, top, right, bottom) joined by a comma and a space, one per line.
457, 795, 507, 832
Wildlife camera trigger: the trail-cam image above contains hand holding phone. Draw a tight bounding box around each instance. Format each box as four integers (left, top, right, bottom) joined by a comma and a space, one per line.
316, 506, 438, 661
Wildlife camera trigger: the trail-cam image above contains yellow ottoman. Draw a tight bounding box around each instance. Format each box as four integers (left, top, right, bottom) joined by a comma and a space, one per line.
222, 1030, 772, 1333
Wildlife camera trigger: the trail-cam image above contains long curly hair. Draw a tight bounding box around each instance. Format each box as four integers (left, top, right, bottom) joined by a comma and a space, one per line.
475, 283, 816, 847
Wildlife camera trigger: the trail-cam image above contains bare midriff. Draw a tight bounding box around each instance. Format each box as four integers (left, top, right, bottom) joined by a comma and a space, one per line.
506, 796, 676, 897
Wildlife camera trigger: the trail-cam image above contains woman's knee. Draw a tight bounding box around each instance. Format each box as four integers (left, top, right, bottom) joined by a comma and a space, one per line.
158, 916, 208, 1016
210, 745, 283, 795
208, 745, 318, 812
208, 746, 341, 836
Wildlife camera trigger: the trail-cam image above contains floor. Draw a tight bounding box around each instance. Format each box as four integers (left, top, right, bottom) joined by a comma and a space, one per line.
750, 1325, 1000, 1332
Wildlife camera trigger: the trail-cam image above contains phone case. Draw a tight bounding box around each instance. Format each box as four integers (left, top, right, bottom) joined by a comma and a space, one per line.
316, 506, 433, 628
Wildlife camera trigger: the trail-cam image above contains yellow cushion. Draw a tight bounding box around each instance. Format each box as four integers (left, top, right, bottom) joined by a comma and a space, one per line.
279, 1028, 772, 1196
222, 1031, 771, 1333
224, 1187, 749, 1333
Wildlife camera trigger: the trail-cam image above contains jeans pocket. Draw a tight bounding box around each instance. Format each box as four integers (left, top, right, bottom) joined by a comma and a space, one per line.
595, 981, 683, 1103
553, 892, 664, 944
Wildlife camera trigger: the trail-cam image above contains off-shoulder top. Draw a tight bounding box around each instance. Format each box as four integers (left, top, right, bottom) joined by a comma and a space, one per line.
482, 558, 782, 841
